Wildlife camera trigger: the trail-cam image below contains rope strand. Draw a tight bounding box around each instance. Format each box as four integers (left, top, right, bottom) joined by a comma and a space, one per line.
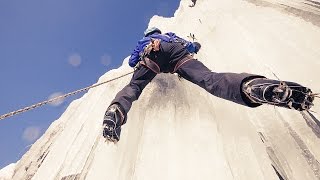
0, 71, 134, 121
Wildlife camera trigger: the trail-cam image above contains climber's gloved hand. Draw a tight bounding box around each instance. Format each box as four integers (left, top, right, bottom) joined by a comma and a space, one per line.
186, 42, 201, 54
193, 42, 201, 54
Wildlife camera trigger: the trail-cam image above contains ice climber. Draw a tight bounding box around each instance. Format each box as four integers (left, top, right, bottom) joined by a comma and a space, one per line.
102, 27, 315, 142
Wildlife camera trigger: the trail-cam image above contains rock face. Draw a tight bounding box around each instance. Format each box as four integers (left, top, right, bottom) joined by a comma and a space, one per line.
4, 0, 320, 179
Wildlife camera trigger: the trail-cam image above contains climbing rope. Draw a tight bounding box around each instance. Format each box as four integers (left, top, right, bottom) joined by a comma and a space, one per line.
0, 71, 134, 121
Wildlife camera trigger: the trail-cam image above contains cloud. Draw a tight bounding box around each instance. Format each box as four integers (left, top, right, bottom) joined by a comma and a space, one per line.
48, 92, 65, 106
100, 54, 112, 66
68, 53, 82, 67
22, 126, 41, 143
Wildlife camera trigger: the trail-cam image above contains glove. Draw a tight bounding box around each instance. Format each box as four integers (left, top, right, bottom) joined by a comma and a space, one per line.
186, 42, 201, 54
193, 42, 201, 54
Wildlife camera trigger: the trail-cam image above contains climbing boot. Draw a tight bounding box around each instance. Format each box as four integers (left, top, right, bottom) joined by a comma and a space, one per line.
102, 103, 125, 142
242, 78, 314, 111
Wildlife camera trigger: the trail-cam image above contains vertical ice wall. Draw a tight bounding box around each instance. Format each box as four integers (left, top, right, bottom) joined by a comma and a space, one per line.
3, 0, 320, 179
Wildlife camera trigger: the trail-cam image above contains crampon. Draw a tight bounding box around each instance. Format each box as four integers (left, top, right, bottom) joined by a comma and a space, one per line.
243, 78, 318, 111
102, 104, 124, 143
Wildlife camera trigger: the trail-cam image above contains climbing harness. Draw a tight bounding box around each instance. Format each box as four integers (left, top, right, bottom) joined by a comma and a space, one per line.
0, 71, 134, 121
172, 55, 194, 73
140, 58, 161, 74
139, 34, 197, 74
137, 38, 162, 74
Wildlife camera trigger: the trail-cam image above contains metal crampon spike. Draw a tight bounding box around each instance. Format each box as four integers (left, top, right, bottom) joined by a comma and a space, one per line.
304, 96, 314, 110
108, 136, 117, 143
106, 134, 114, 142
104, 132, 116, 143
311, 93, 320, 98
287, 99, 294, 109
307, 101, 314, 107
104, 128, 118, 143
103, 124, 113, 132
107, 126, 113, 131
301, 101, 308, 110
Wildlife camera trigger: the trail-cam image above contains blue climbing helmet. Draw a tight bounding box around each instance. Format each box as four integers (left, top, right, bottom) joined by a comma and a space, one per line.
144, 27, 162, 37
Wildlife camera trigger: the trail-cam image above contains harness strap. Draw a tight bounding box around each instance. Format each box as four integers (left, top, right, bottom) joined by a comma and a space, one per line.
140, 57, 161, 74
172, 55, 195, 73
140, 37, 194, 74
141, 55, 195, 74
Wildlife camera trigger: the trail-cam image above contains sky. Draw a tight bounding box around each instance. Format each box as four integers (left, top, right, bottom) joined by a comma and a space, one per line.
0, 0, 180, 169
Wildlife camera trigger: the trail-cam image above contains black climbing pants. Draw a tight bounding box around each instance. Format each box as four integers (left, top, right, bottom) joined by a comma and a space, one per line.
111, 59, 262, 116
